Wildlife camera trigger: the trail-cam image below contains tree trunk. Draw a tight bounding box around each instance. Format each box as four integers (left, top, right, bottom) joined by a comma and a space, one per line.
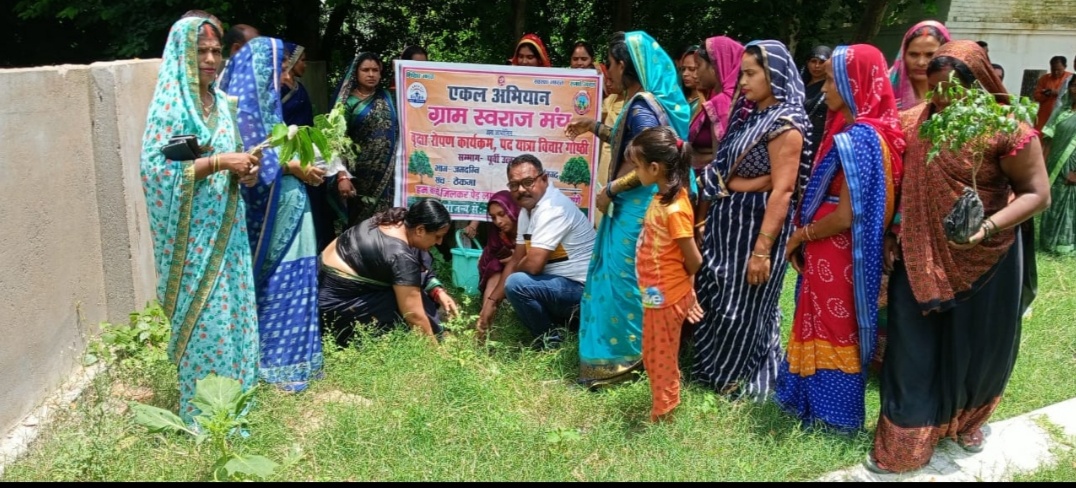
513, 0, 527, 41
320, 0, 354, 64
780, 0, 802, 56
853, 0, 891, 43
613, 0, 633, 33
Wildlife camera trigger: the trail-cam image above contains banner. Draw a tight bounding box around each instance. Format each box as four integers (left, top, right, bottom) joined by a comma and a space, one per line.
394, 61, 603, 220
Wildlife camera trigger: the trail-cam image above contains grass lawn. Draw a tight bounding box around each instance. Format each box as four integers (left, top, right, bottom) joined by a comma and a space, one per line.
2, 254, 1073, 481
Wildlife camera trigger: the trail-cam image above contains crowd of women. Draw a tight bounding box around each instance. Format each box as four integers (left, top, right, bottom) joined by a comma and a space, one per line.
141, 13, 1066, 475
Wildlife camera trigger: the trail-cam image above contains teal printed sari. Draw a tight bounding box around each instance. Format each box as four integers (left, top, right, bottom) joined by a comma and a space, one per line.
578, 31, 690, 388
139, 17, 259, 424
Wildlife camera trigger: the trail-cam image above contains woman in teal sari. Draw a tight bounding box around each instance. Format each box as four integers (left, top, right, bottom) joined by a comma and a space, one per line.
1041, 75, 1076, 255
220, 37, 325, 393
333, 52, 400, 228
139, 17, 260, 423
567, 31, 690, 389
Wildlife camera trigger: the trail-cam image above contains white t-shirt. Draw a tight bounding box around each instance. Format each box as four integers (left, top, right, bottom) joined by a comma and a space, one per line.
515, 186, 596, 284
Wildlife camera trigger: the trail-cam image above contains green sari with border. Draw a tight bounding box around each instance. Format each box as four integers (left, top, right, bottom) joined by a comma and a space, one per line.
139, 17, 259, 424
1040, 92, 1076, 255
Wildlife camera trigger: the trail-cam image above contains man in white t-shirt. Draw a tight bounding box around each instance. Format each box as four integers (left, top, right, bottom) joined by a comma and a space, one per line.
477, 154, 596, 348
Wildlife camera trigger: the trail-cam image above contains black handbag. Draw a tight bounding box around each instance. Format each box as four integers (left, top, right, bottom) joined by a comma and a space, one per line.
160, 134, 202, 161
943, 186, 985, 244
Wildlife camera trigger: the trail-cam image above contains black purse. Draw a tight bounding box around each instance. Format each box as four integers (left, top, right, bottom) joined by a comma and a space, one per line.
160, 134, 202, 161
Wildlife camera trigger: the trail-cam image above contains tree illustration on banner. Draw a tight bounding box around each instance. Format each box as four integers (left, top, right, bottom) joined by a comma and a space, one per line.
408, 150, 434, 184
560, 156, 591, 188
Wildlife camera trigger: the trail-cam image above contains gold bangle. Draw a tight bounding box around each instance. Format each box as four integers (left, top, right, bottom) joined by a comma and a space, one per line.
751, 252, 771, 259
804, 224, 816, 242
695, 221, 706, 229
212, 155, 220, 173
758, 231, 776, 242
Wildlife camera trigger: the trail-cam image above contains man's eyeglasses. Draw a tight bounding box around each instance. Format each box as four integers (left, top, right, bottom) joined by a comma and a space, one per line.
508, 172, 545, 191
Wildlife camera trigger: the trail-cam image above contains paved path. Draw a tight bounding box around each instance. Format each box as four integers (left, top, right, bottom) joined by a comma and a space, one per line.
819, 398, 1076, 482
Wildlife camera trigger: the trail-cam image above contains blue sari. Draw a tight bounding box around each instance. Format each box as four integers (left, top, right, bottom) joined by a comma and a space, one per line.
220, 37, 323, 392
578, 31, 690, 388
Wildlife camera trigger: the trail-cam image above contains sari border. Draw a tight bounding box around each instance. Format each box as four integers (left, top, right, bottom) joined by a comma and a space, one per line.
162, 163, 197, 319
172, 176, 241, 364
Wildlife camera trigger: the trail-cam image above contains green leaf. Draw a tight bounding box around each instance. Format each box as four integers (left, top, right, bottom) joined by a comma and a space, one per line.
189, 374, 244, 417
297, 130, 315, 168
130, 402, 193, 435
278, 139, 298, 167
270, 124, 288, 146
308, 127, 332, 161
223, 454, 280, 480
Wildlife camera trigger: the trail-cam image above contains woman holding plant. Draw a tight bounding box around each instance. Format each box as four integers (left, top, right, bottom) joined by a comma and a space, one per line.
867, 41, 1050, 474
1040, 75, 1076, 255
777, 44, 905, 434
221, 37, 327, 393
564, 31, 690, 390
140, 17, 261, 423
334, 52, 399, 228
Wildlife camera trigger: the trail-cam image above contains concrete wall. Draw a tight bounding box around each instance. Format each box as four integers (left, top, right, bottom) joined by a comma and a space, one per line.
0, 59, 170, 437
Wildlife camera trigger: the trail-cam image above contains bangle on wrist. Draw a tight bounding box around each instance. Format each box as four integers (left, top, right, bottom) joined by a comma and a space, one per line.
751, 252, 771, 260
758, 231, 776, 242
605, 185, 615, 199
804, 224, 816, 242
695, 221, 706, 229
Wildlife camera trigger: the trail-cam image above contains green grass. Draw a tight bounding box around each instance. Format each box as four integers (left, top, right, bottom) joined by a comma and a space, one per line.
2, 255, 1074, 481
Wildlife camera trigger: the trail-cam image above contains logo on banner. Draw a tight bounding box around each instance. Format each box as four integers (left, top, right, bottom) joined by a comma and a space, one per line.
407, 83, 428, 108
573, 90, 591, 115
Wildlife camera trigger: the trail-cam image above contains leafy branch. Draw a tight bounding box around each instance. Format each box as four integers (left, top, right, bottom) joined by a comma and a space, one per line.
919, 71, 1037, 190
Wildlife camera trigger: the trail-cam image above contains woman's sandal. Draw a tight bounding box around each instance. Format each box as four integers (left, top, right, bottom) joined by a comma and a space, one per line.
863, 453, 896, 475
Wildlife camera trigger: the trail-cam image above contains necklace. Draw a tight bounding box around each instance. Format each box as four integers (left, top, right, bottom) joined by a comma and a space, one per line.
200, 92, 216, 118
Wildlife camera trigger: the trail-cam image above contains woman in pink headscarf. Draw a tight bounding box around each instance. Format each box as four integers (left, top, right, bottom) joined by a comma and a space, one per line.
890, 20, 951, 109
475, 190, 521, 340
688, 36, 745, 170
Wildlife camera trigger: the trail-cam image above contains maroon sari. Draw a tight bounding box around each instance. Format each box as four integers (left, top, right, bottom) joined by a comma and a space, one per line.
478, 190, 520, 292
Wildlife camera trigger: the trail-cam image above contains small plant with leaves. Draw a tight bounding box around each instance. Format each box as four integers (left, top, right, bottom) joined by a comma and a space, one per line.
128, 375, 300, 481
314, 102, 359, 164
85, 302, 170, 369
919, 70, 1037, 243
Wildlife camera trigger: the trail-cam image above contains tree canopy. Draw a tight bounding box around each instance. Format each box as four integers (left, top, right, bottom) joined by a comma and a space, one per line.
6, 0, 935, 72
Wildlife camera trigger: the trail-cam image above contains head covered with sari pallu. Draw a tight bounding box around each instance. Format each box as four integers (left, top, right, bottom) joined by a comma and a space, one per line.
690, 36, 745, 147
606, 31, 691, 180
701, 39, 813, 201
890, 20, 951, 110
219, 36, 294, 283
510, 34, 552, 67
900, 40, 1036, 312
477, 190, 522, 292
798, 44, 905, 368
140, 16, 245, 349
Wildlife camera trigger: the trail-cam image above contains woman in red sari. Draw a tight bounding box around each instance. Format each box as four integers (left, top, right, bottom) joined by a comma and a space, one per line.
510, 34, 552, 67
777, 44, 904, 433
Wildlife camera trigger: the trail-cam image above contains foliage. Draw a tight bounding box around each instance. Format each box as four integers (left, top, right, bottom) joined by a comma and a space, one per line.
559, 156, 592, 187
8, 0, 935, 70
84, 302, 170, 369
408, 150, 434, 183
919, 71, 1037, 188
129, 375, 299, 481
314, 103, 360, 163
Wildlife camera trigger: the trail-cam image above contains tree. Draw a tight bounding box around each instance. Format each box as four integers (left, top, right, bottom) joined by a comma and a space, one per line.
560, 157, 591, 188
408, 151, 434, 184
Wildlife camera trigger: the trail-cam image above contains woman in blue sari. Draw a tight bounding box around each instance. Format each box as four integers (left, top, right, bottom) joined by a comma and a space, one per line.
333, 52, 400, 228
140, 17, 260, 423
221, 37, 324, 393
566, 31, 690, 389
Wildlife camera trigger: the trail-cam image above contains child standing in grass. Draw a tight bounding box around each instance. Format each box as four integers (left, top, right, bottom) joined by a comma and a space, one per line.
629, 126, 705, 422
